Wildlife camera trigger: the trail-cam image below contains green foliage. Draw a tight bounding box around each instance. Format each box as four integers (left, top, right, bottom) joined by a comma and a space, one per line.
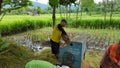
59, 0, 69, 6
81, 0, 95, 12
92, 0, 120, 13
0, 19, 52, 36
59, 0, 76, 6
31, 33, 47, 43
49, 0, 59, 7
1, 0, 32, 14
69, 19, 120, 29
0, 43, 10, 52
0, 15, 120, 36
0, 35, 3, 42
116, 0, 120, 5
0, 0, 3, 13
40, 33, 47, 42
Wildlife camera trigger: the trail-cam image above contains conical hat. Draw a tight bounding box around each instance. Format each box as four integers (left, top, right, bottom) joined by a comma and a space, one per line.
25, 60, 57, 68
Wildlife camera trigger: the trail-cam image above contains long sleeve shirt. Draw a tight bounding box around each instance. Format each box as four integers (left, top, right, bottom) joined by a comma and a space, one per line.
58, 24, 67, 35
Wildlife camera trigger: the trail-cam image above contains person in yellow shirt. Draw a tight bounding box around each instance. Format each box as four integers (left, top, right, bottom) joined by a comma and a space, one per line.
50, 19, 70, 59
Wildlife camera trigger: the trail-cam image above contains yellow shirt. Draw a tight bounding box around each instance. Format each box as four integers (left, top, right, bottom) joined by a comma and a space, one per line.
50, 24, 62, 43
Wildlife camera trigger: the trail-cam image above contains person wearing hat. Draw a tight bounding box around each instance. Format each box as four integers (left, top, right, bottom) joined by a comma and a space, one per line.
100, 39, 120, 68
50, 19, 70, 59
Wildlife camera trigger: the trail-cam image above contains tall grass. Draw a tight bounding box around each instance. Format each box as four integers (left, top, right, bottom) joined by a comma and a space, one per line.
0, 16, 52, 35
0, 14, 120, 36
68, 19, 120, 29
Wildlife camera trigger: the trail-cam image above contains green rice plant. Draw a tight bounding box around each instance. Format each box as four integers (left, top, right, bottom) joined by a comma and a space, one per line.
68, 19, 120, 29
0, 19, 52, 35
40, 33, 47, 42
31, 33, 47, 43
0, 35, 3, 42
0, 15, 120, 36
31, 34, 40, 42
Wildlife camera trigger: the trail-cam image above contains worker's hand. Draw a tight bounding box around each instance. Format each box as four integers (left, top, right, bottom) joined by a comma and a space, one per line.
60, 42, 66, 48
62, 35, 70, 43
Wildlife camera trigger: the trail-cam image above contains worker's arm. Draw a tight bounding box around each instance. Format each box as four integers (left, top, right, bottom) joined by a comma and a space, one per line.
58, 24, 67, 35
58, 24, 70, 42
110, 44, 118, 63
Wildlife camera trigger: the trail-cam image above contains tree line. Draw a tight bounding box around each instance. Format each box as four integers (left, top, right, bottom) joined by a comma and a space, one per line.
49, 0, 120, 28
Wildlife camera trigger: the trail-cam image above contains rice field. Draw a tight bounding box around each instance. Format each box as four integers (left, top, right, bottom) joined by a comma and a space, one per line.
0, 13, 119, 67
0, 13, 120, 36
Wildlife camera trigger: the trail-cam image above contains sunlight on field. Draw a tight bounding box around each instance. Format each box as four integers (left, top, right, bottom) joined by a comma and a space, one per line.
0, 13, 120, 35
1, 15, 52, 23
1, 13, 120, 24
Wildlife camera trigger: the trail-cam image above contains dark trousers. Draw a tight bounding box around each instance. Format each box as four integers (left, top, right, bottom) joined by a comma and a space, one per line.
50, 39, 60, 55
